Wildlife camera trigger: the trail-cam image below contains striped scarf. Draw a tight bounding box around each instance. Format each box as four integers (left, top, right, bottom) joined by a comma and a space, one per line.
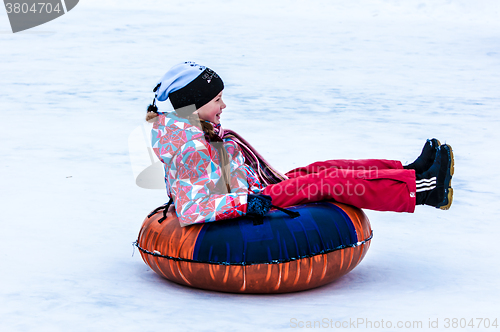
214, 125, 288, 186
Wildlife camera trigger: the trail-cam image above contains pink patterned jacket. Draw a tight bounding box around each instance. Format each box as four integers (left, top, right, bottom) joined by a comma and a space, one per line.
152, 112, 265, 226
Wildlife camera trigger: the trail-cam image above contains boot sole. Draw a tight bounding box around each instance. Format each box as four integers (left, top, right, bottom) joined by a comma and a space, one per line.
448, 144, 454, 176
439, 144, 454, 210
440, 187, 453, 210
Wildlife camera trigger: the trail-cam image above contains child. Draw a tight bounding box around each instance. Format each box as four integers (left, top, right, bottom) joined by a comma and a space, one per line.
146, 61, 454, 227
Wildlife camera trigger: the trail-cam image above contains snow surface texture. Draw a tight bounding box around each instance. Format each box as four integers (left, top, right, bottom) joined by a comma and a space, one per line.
1, 0, 499, 331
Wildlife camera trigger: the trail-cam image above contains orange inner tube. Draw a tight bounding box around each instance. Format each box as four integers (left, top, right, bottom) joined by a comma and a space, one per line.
136, 201, 372, 294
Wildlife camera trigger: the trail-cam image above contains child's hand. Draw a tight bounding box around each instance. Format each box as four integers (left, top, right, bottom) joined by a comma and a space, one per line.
247, 194, 273, 217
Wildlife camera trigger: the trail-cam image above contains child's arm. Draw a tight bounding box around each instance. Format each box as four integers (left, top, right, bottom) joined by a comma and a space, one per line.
170, 139, 249, 226
224, 138, 265, 193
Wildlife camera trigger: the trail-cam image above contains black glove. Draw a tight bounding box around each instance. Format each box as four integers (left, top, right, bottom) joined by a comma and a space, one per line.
247, 194, 272, 217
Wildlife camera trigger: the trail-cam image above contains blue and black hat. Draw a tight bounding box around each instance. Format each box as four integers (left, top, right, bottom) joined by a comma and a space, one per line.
152, 61, 224, 117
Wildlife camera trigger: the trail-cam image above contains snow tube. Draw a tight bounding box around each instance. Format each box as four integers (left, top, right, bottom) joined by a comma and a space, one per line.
135, 201, 372, 293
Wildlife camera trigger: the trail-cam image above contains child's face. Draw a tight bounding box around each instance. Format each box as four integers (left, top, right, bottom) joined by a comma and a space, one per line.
196, 91, 226, 124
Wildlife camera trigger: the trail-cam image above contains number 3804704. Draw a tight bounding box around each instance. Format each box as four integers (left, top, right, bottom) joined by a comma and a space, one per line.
5, 3, 62, 14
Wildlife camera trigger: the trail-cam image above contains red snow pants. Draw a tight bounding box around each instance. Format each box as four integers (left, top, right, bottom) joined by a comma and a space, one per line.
261, 159, 417, 213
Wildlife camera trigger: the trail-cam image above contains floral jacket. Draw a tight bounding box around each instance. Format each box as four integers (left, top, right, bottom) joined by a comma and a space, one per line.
151, 112, 265, 226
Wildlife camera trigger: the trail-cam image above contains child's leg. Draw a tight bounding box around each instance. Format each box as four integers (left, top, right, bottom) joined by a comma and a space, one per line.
263, 167, 416, 213
285, 159, 403, 178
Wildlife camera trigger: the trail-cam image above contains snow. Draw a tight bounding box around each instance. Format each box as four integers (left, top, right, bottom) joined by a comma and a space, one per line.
1, 0, 500, 331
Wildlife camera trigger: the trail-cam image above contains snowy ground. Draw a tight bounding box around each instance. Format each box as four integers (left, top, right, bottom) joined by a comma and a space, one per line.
1, 0, 500, 331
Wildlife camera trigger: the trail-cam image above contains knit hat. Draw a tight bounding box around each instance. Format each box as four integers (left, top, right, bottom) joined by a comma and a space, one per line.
154, 61, 224, 117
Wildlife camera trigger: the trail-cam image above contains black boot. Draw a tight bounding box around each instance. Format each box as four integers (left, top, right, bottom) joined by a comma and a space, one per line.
404, 138, 441, 174
415, 144, 454, 210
